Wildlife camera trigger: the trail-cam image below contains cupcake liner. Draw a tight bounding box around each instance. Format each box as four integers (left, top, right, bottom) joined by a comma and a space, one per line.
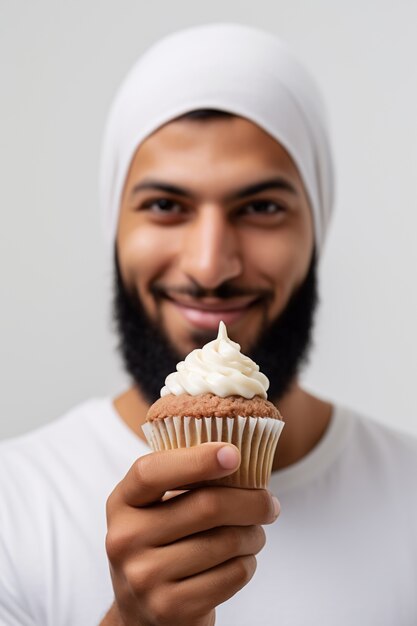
142, 415, 284, 489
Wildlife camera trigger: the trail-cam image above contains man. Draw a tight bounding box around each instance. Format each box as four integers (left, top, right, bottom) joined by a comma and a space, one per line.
1, 23, 417, 626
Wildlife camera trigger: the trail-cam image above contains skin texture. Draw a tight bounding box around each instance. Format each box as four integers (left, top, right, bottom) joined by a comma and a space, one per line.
102, 116, 332, 625
104, 444, 278, 626
116, 116, 314, 357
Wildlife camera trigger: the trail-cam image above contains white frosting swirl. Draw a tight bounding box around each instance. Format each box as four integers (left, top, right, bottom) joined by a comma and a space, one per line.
160, 321, 269, 399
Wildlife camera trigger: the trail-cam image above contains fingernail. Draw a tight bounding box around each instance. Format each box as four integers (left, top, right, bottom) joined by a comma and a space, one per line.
271, 496, 280, 519
217, 445, 240, 470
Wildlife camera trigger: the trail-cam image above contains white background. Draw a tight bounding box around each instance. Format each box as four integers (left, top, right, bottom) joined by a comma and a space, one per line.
1, 0, 416, 440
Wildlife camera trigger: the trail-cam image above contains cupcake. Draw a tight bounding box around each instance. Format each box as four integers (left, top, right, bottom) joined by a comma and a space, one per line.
142, 321, 284, 488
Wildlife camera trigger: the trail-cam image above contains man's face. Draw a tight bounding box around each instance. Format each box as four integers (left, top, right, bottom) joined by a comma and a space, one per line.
116, 116, 314, 358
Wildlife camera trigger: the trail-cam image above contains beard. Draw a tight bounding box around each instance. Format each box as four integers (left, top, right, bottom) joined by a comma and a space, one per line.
113, 251, 319, 405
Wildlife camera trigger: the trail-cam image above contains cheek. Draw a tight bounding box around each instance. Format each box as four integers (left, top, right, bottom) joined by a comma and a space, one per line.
242, 228, 312, 304
244, 231, 309, 278
117, 226, 174, 290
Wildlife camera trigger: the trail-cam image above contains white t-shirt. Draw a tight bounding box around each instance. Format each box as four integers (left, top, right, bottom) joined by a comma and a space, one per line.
0, 398, 416, 626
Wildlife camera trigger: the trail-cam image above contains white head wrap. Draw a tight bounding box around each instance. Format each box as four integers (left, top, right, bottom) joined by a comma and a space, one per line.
99, 23, 334, 252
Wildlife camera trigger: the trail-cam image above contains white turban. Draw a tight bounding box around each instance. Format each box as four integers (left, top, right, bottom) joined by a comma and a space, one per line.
99, 23, 334, 253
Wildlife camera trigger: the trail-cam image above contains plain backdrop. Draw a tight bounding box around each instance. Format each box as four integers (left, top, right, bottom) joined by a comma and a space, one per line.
1, 0, 417, 440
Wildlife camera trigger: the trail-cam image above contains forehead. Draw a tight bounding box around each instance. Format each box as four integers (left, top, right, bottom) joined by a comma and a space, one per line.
123, 115, 305, 195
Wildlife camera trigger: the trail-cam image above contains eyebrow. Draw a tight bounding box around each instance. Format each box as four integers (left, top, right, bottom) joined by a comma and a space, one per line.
130, 177, 298, 202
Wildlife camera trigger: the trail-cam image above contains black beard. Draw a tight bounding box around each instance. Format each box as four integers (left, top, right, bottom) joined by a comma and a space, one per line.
113, 251, 318, 405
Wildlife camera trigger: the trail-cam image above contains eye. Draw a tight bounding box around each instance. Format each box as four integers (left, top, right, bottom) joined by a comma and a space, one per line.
142, 198, 183, 214
240, 200, 286, 215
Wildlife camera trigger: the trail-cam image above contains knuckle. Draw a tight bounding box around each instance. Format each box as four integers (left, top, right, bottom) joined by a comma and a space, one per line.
233, 555, 257, 586
251, 524, 267, 552
257, 489, 275, 521
257, 524, 267, 550
105, 528, 128, 563
225, 526, 243, 554
132, 455, 153, 491
105, 516, 148, 564
125, 558, 157, 593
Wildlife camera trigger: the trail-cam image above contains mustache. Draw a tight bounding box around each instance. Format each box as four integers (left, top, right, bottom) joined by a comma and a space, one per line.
150, 279, 274, 302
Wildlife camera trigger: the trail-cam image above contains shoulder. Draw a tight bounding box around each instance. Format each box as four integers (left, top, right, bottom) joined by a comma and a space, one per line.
0, 398, 111, 511
0, 398, 109, 472
0, 398, 127, 624
0, 396, 148, 504
0, 395, 149, 517
338, 405, 417, 491
344, 406, 417, 458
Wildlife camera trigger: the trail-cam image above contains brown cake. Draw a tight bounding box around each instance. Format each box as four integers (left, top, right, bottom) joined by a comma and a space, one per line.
142, 322, 284, 488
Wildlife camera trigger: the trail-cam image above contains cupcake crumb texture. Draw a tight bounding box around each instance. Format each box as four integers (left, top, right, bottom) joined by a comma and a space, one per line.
146, 393, 282, 421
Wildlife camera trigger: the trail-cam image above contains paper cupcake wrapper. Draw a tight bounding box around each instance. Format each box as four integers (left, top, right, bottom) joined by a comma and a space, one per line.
142, 415, 284, 489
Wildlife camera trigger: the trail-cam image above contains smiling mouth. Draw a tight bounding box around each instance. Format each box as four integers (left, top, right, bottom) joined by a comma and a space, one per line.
162, 294, 264, 330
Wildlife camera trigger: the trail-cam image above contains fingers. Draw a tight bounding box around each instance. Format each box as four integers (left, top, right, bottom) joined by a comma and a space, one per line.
105, 442, 279, 625
148, 556, 258, 622
111, 443, 241, 508
106, 487, 278, 563
178, 555, 258, 615
148, 487, 278, 544
157, 525, 266, 580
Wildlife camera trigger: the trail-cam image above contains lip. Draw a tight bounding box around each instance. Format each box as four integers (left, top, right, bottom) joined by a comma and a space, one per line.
166, 295, 262, 330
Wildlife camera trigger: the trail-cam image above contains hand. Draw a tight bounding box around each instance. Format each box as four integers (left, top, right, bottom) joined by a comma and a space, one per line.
104, 443, 280, 626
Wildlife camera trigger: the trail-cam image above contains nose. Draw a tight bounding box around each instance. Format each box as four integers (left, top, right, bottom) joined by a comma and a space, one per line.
179, 205, 242, 290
